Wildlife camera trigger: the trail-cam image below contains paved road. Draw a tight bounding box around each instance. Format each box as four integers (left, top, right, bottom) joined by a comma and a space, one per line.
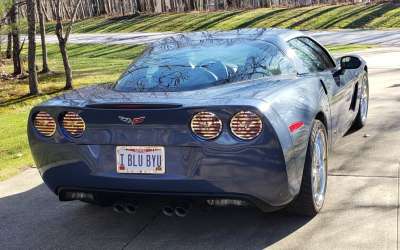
308, 29, 400, 45
3, 29, 399, 46
0, 47, 400, 249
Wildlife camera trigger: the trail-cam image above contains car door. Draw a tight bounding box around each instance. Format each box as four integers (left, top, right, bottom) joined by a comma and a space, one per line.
288, 37, 352, 141
333, 58, 361, 131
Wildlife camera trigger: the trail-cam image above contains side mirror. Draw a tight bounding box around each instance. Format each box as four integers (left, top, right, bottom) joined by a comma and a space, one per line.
334, 56, 362, 77
340, 56, 362, 70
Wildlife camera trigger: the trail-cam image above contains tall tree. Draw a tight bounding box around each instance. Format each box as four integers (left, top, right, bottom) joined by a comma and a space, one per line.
27, 0, 39, 94
6, 32, 12, 59
53, 0, 82, 89
10, 0, 22, 75
37, 0, 50, 73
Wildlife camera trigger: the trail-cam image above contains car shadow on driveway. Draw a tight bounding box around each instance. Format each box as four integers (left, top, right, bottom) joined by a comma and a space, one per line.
0, 183, 312, 249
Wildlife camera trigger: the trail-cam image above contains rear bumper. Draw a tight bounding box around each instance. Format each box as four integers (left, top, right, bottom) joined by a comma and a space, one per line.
32, 141, 296, 210
57, 187, 285, 212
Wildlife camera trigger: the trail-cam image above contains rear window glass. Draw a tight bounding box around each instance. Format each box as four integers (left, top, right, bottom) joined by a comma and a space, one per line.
114, 39, 296, 92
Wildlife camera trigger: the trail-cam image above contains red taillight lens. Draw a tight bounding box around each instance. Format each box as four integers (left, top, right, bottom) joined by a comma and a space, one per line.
62, 112, 86, 138
230, 111, 263, 140
33, 111, 56, 137
191, 112, 222, 140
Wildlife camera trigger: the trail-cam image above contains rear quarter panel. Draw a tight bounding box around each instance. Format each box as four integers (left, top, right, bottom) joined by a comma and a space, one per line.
255, 76, 330, 194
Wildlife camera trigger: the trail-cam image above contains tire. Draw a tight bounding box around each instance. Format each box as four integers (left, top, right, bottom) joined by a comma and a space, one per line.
352, 72, 369, 129
288, 119, 328, 216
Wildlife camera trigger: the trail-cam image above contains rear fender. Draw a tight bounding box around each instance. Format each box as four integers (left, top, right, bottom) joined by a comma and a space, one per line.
261, 77, 330, 195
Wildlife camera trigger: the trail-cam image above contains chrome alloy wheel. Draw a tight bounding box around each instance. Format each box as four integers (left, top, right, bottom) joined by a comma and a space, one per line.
360, 75, 369, 122
311, 128, 327, 210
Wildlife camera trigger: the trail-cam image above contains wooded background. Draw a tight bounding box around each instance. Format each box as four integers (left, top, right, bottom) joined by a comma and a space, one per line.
6, 0, 388, 22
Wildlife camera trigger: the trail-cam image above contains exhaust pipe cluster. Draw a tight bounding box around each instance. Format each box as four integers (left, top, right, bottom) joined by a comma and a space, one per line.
112, 201, 190, 217
113, 202, 138, 215
61, 191, 95, 202
162, 203, 190, 217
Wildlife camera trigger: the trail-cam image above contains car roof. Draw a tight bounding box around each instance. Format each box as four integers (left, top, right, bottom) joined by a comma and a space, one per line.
147, 28, 324, 75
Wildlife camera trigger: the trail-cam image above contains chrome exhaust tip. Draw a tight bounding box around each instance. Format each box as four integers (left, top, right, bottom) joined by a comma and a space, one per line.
113, 203, 125, 213
162, 205, 174, 217
124, 203, 138, 215
174, 203, 191, 217
174, 206, 188, 217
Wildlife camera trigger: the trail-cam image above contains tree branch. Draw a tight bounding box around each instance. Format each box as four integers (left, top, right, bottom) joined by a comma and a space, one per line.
18, 37, 26, 55
0, 0, 27, 25
64, 0, 82, 42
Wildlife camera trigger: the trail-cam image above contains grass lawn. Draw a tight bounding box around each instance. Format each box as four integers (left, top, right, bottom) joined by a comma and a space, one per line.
0, 43, 146, 180
0, 43, 373, 180
45, 3, 400, 34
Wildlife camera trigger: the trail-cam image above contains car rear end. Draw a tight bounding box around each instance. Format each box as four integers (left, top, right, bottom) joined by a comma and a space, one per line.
28, 100, 295, 212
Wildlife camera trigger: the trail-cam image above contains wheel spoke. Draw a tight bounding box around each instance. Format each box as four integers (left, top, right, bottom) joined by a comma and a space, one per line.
311, 128, 327, 210
360, 76, 368, 121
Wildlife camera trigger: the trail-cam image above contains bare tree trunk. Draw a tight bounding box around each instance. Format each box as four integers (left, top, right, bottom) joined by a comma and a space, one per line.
58, 40, 73, 89
37, 0, 50, 73
6, 32, 12, 59
120, 0, 126, 15
7, 0, 353, 21
53, 0, 83, 89
10, 0, 22, 75
27, 0, 39, 95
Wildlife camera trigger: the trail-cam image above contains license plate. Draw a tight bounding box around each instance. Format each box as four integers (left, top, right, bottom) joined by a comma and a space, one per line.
116, 146, 165, 174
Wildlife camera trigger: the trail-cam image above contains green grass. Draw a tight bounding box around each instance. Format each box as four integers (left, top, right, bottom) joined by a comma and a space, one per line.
0, 43, 146, 180
0, 43, 374, 180
45, 3, 400, 34
325, 44, 375, 53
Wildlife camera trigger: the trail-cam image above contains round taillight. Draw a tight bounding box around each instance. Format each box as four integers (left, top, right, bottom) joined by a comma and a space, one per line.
62, 112, 86, 138
33, 111, 56, 137
230, 111, 263, 140
191, 112, 222, 140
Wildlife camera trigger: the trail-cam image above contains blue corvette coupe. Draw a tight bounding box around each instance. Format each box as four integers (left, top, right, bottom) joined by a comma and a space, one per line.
28, 29, 368, 216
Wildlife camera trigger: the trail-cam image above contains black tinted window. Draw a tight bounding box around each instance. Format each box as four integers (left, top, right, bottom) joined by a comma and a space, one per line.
115, 39, 296, 92
289, 37, 335, 73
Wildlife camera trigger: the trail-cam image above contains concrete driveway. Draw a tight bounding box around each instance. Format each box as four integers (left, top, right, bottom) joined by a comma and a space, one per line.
0, 47, 399, 250
62, 29, 400, 46
4, 29, 399, 46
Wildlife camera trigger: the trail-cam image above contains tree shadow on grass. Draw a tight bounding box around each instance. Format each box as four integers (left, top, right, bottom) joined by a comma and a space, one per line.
271, 6, 318, 28
0, 88, 65, 107
234, 9, 287, 29
107, 13, 141, 22
316, 4, 376, 29
344, 3, 398, 28
73, 14, 161, 33
0, 72, 67, 107
288, 5, 342, 29
192, 11, 245, 31
132, 14, 189, 32
65, 44, 144, 60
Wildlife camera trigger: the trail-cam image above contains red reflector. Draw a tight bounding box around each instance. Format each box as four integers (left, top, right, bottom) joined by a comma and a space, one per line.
289, 121, 304, 133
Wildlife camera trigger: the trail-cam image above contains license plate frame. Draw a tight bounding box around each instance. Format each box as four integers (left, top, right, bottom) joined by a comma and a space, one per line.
116, 146, 165, 174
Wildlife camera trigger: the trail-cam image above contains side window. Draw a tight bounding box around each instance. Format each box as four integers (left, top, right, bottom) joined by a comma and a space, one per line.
270, 52, 297, 76
230, 44, 296, 82
258, 46, 296, 77
288, 37, 335, 73
300, 37, 335, 69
